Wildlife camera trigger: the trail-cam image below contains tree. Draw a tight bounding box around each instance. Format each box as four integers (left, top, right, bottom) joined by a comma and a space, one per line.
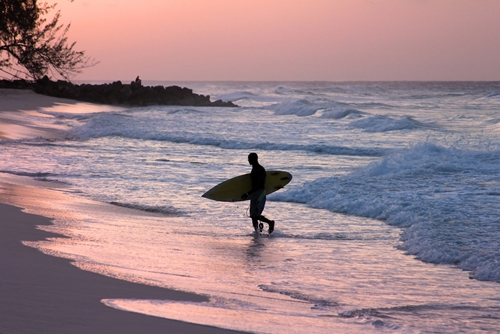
0, 0, 96, 80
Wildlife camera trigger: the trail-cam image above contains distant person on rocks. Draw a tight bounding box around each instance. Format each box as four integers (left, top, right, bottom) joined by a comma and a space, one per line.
241, 153, 275, 234
135, 76, 142, 86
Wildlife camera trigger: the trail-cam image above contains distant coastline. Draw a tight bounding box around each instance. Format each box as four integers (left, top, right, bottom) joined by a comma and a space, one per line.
0, 77, 237, 108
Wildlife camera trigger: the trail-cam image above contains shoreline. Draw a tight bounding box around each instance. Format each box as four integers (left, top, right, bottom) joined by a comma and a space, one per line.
0, 89, 77, 140
0, 201, 245, 333
0, 90, 246, 333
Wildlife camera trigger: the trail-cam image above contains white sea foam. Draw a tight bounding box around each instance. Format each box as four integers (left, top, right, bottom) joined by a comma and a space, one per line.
263, 98, 367, 119
68, 112, 385, 156
274, 142, 500, 281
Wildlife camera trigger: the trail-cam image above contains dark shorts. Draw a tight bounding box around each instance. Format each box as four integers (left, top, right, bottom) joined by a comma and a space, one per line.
249, 189, 266, 217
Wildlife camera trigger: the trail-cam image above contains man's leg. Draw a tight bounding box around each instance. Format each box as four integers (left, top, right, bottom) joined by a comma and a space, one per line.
251, 217, 259, 232
257, 215, 272, 223
250, 190, 275, 233
257, 215, 275, 234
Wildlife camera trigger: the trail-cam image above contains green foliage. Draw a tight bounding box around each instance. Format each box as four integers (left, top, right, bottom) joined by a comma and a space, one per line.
0, 0, 96, 80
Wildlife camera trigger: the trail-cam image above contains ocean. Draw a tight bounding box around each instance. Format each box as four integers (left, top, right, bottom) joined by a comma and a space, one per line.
1, 81, 500, 333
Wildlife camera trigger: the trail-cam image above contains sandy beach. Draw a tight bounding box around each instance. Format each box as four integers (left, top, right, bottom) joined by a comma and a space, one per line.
0, 89, 74, 140
0, 89, 246, 334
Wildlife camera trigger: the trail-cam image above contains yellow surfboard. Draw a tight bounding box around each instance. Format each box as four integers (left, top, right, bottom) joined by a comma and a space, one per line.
202, 171, 292, 202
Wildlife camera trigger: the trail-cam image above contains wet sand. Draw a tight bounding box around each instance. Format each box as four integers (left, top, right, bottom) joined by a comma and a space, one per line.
0, 203, 247, 333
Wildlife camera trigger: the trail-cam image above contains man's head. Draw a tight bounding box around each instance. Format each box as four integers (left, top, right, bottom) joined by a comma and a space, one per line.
248, 152, 258, 165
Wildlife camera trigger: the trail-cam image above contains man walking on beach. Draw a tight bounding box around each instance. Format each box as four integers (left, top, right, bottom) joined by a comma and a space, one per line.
241, 153, 275, 234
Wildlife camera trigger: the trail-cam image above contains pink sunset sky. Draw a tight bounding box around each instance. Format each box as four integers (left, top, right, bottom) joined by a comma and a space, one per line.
52, 0, 500, 81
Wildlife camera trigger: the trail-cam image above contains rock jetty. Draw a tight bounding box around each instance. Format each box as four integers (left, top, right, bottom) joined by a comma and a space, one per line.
0, 77, 237, 107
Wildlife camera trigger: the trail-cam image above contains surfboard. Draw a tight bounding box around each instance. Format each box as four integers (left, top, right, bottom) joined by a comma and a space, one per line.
202, 171, 292, 202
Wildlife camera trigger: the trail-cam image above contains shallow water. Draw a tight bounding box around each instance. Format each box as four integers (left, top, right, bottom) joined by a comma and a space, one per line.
1, 81, 500, 332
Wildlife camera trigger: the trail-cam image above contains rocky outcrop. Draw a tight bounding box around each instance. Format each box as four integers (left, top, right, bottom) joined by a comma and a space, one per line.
0, 79, 32, 90
0, 77, 237, 107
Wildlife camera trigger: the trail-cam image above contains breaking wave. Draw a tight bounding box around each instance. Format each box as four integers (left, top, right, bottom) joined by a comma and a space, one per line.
274, 143, 500, 282
349, 115, 425, 132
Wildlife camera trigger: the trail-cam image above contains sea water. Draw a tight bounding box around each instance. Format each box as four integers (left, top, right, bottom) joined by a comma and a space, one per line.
1, 81, 500, 333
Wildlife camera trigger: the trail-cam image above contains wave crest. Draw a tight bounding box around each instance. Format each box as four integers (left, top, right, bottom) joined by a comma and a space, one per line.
270, 99, 322, 116
350, 115, 424, 132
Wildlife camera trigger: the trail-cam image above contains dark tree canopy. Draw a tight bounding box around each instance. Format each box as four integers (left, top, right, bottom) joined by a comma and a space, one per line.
0, 0, 96, 80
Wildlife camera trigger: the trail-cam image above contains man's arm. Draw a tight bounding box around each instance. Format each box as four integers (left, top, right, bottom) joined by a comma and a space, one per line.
242, 167, 266, 199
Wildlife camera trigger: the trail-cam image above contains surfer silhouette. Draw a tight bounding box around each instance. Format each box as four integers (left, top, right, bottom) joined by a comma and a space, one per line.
241, 153, 275, 234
